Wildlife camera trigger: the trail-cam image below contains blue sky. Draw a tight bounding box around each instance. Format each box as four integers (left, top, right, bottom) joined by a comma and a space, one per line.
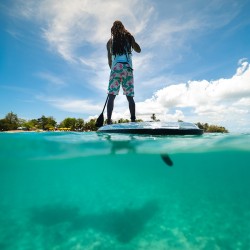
1, 0, 250, 132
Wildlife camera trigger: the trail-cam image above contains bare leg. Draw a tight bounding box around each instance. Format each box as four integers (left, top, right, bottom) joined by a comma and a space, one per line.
107, 94, 116, 124
126, 96, 136, 122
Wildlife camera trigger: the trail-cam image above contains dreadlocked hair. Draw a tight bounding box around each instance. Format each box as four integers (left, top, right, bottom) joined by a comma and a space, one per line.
111, 20, 132, 56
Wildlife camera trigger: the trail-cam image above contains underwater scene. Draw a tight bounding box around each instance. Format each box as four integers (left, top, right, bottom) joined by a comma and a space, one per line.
0, 132, 250, 250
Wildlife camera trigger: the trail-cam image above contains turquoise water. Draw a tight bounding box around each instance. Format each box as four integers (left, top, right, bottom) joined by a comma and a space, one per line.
0, 132, 250, 250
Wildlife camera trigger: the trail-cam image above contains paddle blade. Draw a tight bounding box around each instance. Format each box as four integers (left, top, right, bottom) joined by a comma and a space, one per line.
161, 154, 173, 167
95, 113, 104, 127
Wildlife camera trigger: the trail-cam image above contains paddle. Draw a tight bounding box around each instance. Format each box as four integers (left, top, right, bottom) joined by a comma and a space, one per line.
161, 154, 173, 167
95, 95, 109, 128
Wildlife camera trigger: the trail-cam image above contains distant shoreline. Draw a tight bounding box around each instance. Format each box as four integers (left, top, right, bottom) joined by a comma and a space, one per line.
2, 130, 45, 133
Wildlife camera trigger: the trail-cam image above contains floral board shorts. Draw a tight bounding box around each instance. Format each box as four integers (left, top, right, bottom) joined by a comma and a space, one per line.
108, 63, 134, 96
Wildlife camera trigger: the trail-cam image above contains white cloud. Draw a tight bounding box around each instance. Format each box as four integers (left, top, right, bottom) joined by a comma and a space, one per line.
36, 95, 101, 114
14, 0, 152, 63
135, 60, 250, 131
13, 0, 242, 67
37, 72, 66, 86
236, 59, 249, 76
234, 97, 250, 107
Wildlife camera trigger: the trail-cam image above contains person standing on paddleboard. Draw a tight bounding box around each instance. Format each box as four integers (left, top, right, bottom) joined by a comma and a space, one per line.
106, 20, 141, 124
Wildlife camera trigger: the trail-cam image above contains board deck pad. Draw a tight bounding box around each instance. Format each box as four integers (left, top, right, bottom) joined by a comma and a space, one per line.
97, 122, 203, 135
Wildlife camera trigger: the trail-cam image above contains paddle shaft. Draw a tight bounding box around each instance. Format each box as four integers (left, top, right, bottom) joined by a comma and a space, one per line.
101, 95, 109, 114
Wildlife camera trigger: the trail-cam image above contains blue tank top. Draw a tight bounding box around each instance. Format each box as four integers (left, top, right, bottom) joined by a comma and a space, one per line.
110, 38, 133, 69
111, 54, 133, 69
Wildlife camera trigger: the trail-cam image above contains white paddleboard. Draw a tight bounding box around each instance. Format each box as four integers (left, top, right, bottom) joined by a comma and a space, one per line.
97, 122, 203, 135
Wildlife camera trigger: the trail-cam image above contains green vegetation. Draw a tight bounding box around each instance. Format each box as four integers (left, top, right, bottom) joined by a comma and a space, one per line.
0, 112, 228, 133
0, 112, 97, 132
0, 112, 19, 130
59, 117, 85, 131
196, 122, 228, 133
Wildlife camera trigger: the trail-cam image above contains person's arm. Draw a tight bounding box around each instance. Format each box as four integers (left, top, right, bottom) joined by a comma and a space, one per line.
131, 36, 141, 53
107, 39, 112, 69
